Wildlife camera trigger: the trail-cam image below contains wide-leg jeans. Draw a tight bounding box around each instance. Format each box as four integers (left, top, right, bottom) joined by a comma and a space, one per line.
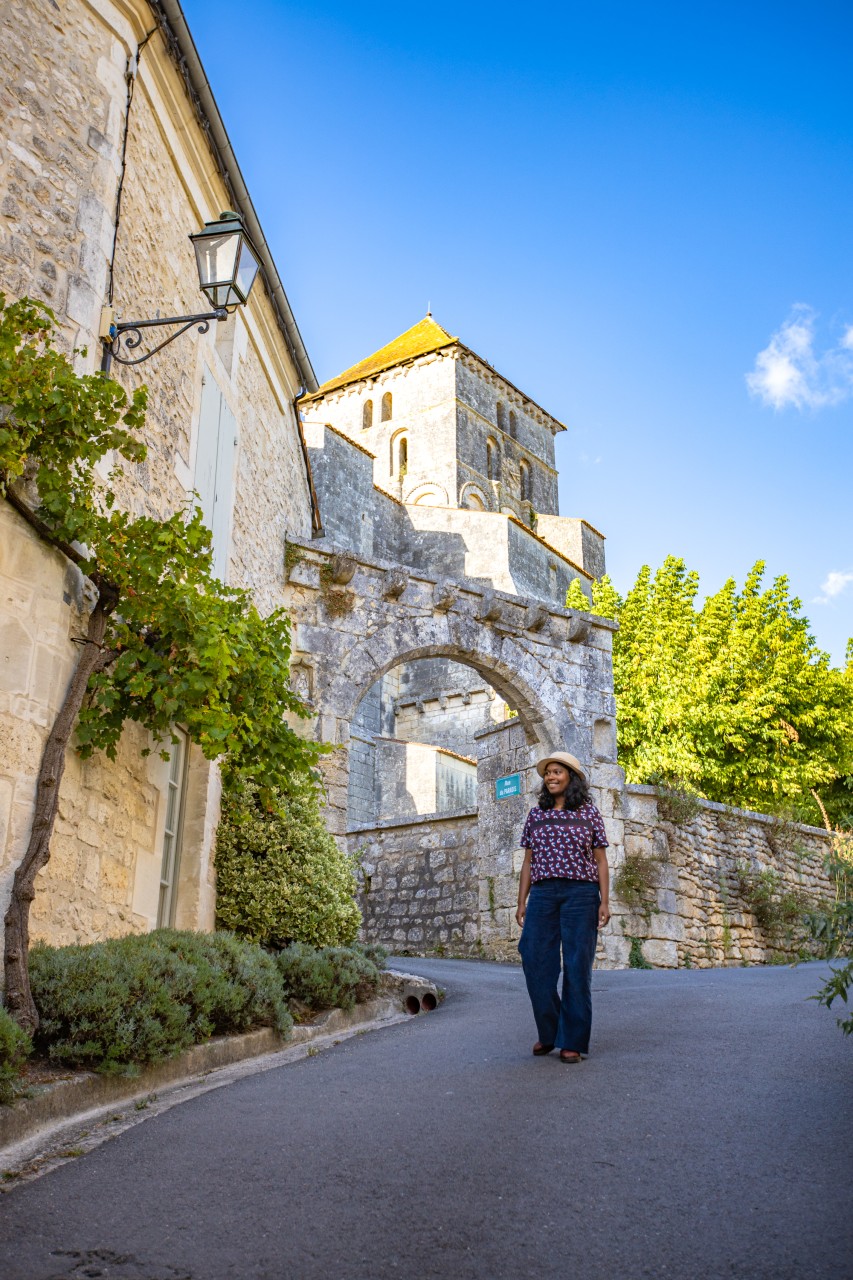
518, 878, 600, 1054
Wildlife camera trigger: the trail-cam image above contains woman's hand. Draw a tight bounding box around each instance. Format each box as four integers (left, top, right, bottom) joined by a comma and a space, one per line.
598, 900, 611, 929
516, 902, 526, 928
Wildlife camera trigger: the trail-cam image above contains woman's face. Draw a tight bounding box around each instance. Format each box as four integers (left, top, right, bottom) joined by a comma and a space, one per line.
543, 763, 572, 794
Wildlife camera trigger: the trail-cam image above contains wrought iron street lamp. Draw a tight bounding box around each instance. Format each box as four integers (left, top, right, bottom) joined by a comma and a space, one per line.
100, 211, 261, 372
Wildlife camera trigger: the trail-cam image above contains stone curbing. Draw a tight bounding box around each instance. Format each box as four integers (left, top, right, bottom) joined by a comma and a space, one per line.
0, 970, 438, 1161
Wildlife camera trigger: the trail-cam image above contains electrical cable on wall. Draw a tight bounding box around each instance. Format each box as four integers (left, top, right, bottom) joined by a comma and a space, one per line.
106, 27, 157, 306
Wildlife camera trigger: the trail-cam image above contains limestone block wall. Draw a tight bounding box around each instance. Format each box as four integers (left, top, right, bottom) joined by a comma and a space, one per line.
0, 0, 313, 950
617, 786, 835, 968
352, 811, 480, 952
0, 503, 218, 946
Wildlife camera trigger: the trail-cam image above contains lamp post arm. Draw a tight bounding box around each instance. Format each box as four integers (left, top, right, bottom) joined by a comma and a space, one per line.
101, 308, 227, 371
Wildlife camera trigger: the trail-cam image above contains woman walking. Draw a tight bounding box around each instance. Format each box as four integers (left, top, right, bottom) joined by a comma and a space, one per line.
516, 752, 610, 1064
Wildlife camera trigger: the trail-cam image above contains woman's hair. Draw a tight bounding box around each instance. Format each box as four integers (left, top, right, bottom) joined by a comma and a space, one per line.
538, 768, 589, 812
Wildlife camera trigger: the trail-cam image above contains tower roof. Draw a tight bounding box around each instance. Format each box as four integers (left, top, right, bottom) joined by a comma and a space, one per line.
306, 316, 458, 398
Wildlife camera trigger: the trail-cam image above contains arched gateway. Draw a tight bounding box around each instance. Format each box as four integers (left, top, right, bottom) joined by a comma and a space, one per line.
284, 543, 625, 963
287, 313, 625, 962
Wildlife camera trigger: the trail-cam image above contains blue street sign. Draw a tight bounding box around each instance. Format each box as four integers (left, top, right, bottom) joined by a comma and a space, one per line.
495, 773, 521, 799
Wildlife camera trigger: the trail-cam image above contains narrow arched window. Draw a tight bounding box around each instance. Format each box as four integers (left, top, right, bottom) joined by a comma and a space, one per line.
509, 409, 518, 439
486, 437, 500, 481
519, 459, 531, 502
363, 399, 373, 430
496, 401, 507, 433
381, 392, 393, 422
391, 431, 408, 478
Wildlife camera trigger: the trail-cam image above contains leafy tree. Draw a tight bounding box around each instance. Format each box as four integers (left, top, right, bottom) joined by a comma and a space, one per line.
0, 296, 322, 1031
569, 557, 853, 824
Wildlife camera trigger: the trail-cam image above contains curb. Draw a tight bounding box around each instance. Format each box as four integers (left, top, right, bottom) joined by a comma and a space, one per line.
0, 969, 439, 1171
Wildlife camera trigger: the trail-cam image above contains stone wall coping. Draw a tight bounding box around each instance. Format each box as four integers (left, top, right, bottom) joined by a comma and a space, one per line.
348, 808, 477, 835
625, 784, 832, 839
285, 535, 618, 631
473, 719, 522, 740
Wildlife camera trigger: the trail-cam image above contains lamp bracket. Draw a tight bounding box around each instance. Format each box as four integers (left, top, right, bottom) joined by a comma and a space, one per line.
101, 309, 227, 370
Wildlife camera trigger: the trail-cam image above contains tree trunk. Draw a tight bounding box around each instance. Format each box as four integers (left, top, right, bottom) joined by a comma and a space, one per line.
3, 593, 112, 1032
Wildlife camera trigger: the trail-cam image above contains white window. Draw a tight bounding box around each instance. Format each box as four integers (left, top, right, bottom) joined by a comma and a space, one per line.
157, 728, 189, 927
194, 368, 238, 580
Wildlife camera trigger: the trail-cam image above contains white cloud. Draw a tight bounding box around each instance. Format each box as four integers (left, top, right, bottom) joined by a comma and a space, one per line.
746, 305, 853, 410
813, 570, 853, 606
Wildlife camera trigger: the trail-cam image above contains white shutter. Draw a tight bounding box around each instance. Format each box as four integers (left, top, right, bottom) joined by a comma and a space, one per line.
211, 398, 237, 580
193, 368, 237, 581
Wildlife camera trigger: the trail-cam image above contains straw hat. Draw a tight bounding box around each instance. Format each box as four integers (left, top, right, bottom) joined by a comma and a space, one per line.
536, 751, 588, 783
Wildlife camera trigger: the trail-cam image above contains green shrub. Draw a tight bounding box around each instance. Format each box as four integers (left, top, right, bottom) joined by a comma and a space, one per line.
734, 864, 812, 937
351, 941, 389, 967
29, 929, 291, 1072
649, 775, 703, 826
276, 943, 381, 1013
614, 854, 660, 912
0, 1006, 32, 1105
628, 937, 652, 969
215, 778, 361, 949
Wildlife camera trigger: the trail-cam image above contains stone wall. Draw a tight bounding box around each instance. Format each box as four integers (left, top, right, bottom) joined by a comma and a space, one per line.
616, 786, 835, 968
353, 811, 480, 953
0, 0, 313, 949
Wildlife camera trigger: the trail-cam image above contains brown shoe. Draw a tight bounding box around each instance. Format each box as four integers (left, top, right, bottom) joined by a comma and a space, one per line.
532, 1042, 555, 1056
559, 1050, 581, 1064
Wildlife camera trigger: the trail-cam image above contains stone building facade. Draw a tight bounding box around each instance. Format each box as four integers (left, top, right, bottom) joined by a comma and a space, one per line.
0, 0, 318, 946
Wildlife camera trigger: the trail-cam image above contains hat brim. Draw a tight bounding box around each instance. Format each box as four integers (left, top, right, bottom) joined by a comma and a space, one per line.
536, 754, 587, 783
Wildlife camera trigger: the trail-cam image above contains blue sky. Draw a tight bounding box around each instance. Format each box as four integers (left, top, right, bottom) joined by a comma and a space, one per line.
182, 0, 853, 665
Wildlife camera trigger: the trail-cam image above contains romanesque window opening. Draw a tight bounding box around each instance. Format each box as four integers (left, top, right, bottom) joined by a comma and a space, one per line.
496, 400, 508, 433
381, 392, 393, 422
398, 435, 408, 478
519, 458, 532, 502
509, 409, 518, 439
363, 399, 373, 429
487, 437, 501, 481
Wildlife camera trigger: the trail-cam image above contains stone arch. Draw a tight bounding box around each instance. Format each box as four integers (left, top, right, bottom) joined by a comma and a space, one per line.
459, 481, 489, 510
362, 399, 373, 430
405, 481, 449, 506
381, 391, 393, 422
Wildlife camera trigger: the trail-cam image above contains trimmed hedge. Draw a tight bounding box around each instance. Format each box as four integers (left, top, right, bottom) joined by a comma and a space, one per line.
277, 943, 382, 1012
29, 929, 292, 1072
0, 1006, 32, 1105
215, 779, 362, 949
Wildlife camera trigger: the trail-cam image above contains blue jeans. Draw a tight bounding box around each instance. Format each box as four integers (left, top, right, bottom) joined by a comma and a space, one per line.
518, 878, 600, 1054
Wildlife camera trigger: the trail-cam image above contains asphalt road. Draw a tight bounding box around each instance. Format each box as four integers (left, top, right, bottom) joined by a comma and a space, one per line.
1, 959, 850, 1280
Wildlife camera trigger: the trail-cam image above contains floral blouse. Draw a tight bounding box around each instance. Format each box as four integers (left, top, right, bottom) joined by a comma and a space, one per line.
520, 800, 609, 883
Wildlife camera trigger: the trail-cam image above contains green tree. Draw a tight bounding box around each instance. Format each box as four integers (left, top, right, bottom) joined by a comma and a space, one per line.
0, 296, 322, 1031
570, 556, 853, 823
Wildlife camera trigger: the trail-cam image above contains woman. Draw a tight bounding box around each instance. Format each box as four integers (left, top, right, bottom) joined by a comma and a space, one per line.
516, 751, 610, 1064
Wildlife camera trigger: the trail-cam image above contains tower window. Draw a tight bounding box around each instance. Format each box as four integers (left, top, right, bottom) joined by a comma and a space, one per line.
497, 400, 508, 433
363, 399, 373, 430
391, 431, 408, 479
509, 409, 518, 439
381, 392, 393, 422
520, 459, 532, 502
487, 437, 501, 481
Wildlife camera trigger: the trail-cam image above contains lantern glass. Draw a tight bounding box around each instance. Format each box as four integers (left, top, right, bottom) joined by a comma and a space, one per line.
190, 213, 260, 309
234, 239, 261, 305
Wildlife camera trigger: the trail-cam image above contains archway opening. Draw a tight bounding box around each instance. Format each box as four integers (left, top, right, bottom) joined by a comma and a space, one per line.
348, 656, 515, 828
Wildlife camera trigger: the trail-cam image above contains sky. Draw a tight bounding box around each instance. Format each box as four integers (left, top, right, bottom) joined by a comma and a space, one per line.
182, 0, 853, 665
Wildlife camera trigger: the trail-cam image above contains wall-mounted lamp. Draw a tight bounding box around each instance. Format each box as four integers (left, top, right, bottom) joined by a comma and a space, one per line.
100, 211, 261, 372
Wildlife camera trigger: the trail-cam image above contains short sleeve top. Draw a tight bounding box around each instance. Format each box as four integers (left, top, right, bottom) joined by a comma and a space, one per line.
520, 800, 609, 884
